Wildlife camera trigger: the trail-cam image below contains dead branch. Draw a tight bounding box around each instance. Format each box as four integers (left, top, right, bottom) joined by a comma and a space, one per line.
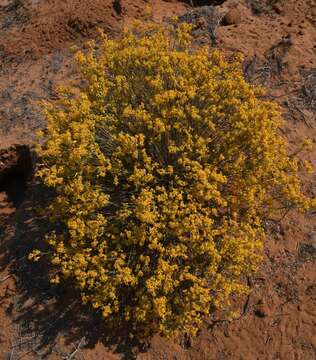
65, 337, 86, 360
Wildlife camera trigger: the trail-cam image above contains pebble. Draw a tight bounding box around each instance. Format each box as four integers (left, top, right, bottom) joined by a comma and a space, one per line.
222, 8, 241, 26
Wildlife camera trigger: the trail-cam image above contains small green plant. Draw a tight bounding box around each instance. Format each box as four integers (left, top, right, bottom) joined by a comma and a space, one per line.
31, 21, 315, 337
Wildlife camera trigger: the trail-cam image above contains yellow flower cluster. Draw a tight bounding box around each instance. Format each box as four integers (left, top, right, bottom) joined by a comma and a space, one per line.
31, 21, 315, 337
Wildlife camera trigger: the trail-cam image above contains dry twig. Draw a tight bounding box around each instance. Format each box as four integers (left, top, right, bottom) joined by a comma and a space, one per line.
64, 337, 86, 360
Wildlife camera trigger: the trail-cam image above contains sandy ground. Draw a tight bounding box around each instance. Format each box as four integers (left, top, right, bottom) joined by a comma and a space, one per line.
0, 0, 316, 359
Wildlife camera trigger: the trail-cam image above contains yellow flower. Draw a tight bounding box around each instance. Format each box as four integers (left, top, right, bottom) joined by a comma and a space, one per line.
31, 21, 315, 338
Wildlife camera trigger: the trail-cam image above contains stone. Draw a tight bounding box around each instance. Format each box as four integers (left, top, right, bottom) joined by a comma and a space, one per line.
221, 7, 241, 26
254, 300, 269, 318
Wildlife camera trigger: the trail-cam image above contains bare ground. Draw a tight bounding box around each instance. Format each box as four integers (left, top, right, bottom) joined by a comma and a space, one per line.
0, 0, 316, 359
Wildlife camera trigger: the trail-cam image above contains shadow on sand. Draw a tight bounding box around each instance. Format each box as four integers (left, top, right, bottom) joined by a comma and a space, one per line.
1, 176, 146, 360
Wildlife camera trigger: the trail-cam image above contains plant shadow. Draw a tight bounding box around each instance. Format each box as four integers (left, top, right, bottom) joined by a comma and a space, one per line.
0, 179, 146, 360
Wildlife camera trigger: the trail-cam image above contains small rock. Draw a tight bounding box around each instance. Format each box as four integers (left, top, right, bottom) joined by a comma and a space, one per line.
221, 8, 241, 26
254, 307, 268, 318
254, 300, 269, 318
272, 4, 283, 15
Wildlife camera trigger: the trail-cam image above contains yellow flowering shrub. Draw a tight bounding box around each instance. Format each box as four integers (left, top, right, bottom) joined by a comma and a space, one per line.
32, 22, 315, 337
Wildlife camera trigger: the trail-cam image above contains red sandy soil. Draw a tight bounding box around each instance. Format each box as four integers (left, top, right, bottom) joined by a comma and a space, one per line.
0, 0, 316, 359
